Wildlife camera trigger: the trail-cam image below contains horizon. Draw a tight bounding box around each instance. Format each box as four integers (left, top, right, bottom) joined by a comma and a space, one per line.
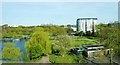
1, 2, 118, 26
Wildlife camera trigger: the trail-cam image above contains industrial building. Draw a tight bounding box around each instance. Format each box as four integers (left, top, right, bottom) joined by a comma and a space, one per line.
83, 45, 104, 57
76, 18, 97, 33
70, 44, 110, 58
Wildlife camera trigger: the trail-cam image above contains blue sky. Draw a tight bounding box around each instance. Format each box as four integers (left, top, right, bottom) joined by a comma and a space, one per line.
2, 2, 118, 26
2, 0, 120, 2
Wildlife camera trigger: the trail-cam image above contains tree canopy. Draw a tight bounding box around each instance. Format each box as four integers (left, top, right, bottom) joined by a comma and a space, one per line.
2, 43, 21, 61
25, 30, 51, 60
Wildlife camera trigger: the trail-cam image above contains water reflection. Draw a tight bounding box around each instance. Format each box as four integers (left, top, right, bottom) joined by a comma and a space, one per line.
0, 38, 29, 52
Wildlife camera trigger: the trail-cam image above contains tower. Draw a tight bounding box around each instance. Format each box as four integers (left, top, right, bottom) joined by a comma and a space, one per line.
76, 18, 97, 33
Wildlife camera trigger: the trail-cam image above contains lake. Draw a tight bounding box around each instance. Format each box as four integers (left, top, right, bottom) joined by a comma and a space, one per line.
0, 38, 29, 61
0, 38, 29, 52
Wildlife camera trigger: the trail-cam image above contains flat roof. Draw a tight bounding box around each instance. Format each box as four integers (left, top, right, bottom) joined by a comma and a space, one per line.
77, 18, 98, 20
83, 45, 104, 48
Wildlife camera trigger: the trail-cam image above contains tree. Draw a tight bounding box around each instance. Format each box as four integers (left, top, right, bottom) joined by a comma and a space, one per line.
99, 22, 120, 63
25, 30, 51, 60
77, 31, 84, 37
86, 31, 92, 36
53, 35, 72, 56
2, 43, 21, 61
66, 27, 74, 34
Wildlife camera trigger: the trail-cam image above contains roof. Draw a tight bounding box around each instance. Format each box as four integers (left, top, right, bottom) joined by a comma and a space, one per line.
83, 44, 103, 47
77, 18, 98, 20
83, 45, 104, 50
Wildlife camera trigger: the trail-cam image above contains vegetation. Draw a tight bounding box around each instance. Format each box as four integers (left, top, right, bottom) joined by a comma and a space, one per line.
1, 22, 120, 63
2, 43, 21, 61
96, 22, 120, 56
25, 30, 51, 60
49, 54, 79, 63
1, 25, 70, 38
2, 26, 33, 38
52, 35, 72, 56
70, 36, 98, 47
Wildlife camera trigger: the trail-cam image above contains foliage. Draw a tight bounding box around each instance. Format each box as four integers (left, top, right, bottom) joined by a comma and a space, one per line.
48, 26, 67, 36
2, 25, 68, 38
76, 31, 85, 37
96, 22, 120, 56
2, 26, 33, 38
85, 31, 92, 36
25, 30, 51, 60
52, 35, 72, 56
49, 54, 78, 63
21, 51, 30, 62
2, 43, 21, 61
4, 43, 15, 47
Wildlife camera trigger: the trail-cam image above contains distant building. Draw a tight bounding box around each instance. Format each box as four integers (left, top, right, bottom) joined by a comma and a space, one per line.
71, 27, 76, 31
2, 24, 8, 27
76, 18, 97, 33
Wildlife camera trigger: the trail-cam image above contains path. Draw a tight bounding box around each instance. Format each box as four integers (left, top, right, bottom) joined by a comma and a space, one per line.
37, 55, 51, 63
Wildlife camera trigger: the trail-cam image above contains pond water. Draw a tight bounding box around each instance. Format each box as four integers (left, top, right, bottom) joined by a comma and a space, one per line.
0, 38, 29, 53
0, 38, 29, 61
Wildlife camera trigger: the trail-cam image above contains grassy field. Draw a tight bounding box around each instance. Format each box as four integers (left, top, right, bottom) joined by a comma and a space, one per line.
49, 36, 99, 63
49, 54, 78, 63
70, 36, 98, 47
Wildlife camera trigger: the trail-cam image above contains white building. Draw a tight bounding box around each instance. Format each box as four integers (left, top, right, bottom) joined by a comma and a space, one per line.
71, 27, 76, 31
76, 18, 98, 32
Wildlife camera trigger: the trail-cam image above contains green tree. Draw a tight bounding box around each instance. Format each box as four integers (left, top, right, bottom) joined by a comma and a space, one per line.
25, 30, 51, 60
2, 43, 21, 61
53, 35, 72, 56
86, 31, 92, 36
77, 31, 84, 37
99, 22, 120, 63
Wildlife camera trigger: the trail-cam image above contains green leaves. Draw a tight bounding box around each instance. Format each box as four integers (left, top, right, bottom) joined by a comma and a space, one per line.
52, 35, 72, 55
30, 45, 43, 59
2, 43, 21, 61
4, 42, 16, 48
98, 22, 120, 56
25, 30, 51, 60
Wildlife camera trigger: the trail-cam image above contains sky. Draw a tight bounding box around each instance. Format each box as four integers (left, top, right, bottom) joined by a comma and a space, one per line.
2, 0, 120, 2
1, 2, 118, 26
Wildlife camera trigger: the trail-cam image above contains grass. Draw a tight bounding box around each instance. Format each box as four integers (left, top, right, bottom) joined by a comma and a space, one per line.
50, 36, 98, 48
49, 54, 78, 63
49, 54, 88, 63
49, 36, 98, 63
70, 36, 98, 47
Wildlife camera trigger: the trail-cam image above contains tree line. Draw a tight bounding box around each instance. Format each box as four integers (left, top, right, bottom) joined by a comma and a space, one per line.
1, 22, 120, 62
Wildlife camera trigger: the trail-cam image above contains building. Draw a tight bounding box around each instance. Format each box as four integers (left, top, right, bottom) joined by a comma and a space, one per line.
2, 24, 9, 27
83, 45, 104, 57
70, 44, 110, 58
76, 18, 97, 33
